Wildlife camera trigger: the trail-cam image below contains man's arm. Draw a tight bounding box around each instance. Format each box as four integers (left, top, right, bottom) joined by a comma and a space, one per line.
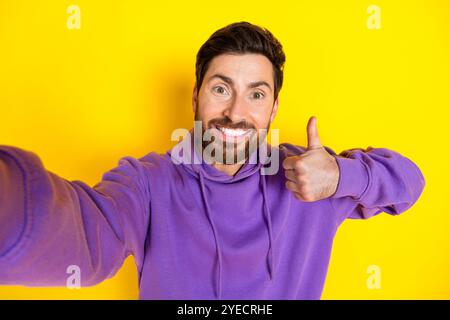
0, 145, 151, 287
327, 146, 425, 226
282, 116, 425, 226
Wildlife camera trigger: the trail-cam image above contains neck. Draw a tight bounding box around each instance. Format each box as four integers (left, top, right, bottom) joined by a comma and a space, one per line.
212, 162, 244, 176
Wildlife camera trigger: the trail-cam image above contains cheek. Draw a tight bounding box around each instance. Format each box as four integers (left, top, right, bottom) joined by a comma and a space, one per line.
196, 102, 222, 125
198, 95, 227, 118
248, 105, 274, 128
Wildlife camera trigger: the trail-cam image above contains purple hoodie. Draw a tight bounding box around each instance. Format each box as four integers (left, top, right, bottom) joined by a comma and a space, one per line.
0, 132, 425, 299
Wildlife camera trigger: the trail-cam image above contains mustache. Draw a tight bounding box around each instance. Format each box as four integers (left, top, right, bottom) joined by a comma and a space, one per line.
207, 117, 256, 130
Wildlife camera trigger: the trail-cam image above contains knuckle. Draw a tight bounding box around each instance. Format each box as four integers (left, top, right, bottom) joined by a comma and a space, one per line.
298, 175, 309, 184
294, 160, 304, 170
287, 170, 295, 179
285, 181, 293, 190
302, 189, 316, 201
299, 185, 309, 194
294, 193, 302, 200
299, 186, 312, 200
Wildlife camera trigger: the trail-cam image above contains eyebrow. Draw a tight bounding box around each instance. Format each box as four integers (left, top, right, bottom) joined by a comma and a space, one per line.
207, 73, 273, 92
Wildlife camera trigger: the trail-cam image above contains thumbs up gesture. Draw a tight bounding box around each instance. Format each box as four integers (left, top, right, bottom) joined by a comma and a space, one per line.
282, 116, 340, 202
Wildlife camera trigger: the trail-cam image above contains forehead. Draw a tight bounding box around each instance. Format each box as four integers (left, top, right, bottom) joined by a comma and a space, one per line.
205, 53, 274, 85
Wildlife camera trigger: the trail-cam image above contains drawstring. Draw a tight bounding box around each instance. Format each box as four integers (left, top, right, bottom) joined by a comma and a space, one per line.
198, 172, 223, 300
260, 170, 274, 280
197, 168, 275, 300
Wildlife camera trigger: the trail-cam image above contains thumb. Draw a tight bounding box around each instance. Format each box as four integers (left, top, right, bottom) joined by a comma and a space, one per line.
307, 116, 322, 150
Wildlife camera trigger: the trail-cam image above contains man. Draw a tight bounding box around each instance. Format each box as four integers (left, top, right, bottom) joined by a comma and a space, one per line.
0, 21, 425, 299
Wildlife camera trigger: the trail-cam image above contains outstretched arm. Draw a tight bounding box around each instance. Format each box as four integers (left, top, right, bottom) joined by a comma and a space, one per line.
0, 145, 151, 287
282, 116, 425, 226
327, 146, 425, 225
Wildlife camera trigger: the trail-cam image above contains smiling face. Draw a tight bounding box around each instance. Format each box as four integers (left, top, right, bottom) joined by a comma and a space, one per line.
193, 53, 279, 164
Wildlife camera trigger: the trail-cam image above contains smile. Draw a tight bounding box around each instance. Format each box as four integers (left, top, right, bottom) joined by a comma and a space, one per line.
215, 125, 253, 138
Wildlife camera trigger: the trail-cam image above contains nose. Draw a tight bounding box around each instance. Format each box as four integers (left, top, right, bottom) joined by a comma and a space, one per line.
223, 96, 247, 124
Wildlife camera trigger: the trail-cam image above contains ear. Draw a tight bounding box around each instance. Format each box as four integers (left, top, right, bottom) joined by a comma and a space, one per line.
269, 97, 279, 123
192, 84, 198, 113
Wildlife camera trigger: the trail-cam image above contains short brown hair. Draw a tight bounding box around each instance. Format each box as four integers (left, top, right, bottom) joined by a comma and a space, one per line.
195, 21, 286, 99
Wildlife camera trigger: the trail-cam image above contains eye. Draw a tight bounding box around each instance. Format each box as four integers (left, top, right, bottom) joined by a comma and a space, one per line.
251, 91, 265, 100
212, 86, 228, 95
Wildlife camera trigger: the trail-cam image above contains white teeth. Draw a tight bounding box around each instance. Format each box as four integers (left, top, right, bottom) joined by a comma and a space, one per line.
217, 126, 249, 137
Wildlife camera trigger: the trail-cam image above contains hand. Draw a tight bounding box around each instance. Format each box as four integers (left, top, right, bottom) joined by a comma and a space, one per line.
282, 116, 340, 202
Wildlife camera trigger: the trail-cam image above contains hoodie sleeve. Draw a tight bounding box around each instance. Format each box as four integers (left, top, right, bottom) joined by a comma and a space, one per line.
324, 146, 426, 227
0, 145, 151, 287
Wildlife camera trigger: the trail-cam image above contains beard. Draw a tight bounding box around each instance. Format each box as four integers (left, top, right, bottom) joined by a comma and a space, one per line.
194, 104, 271, 165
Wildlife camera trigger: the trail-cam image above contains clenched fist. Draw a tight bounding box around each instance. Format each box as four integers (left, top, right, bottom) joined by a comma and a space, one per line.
282, 116, 340, 202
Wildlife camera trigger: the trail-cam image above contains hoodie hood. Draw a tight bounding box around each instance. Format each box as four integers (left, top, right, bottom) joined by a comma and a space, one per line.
167, 130, 275, 299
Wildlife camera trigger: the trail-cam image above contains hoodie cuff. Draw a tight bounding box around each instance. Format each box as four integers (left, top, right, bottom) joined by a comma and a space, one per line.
331, 156, 369, 199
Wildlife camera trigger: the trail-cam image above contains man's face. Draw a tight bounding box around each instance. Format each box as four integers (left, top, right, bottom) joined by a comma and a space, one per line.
193, 53, 279, 164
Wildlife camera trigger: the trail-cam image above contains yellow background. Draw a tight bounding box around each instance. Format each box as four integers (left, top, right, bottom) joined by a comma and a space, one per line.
0, 0, 448, 299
